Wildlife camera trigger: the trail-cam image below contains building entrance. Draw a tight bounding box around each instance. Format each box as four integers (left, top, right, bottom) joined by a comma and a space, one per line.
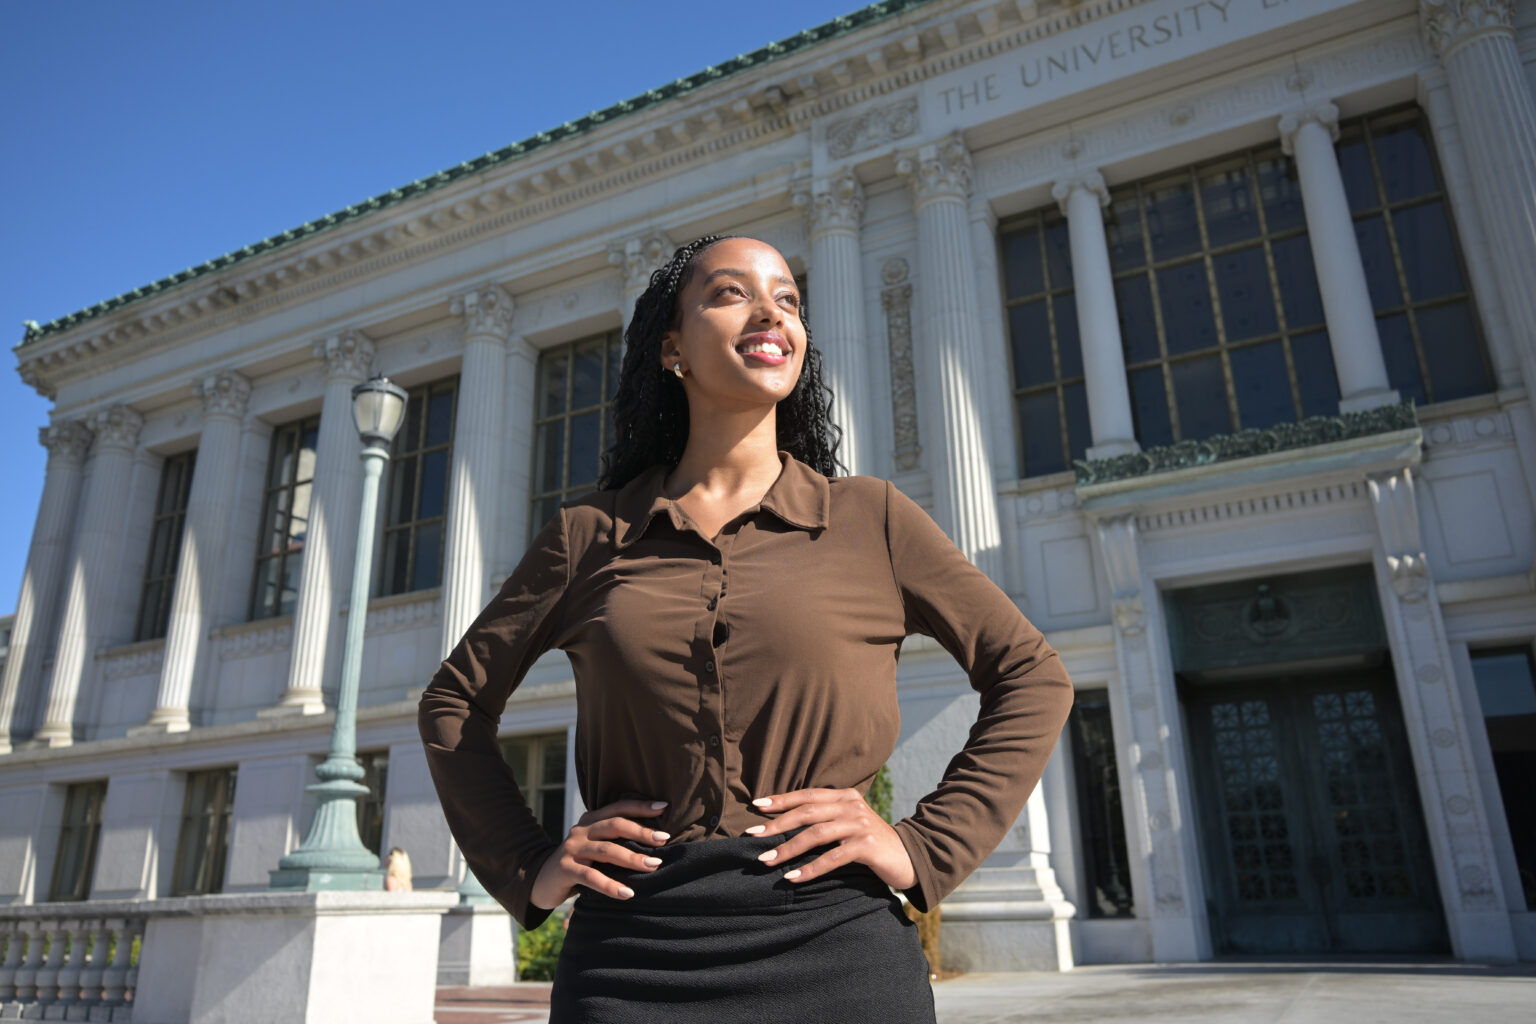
1184, 668, 1449, 955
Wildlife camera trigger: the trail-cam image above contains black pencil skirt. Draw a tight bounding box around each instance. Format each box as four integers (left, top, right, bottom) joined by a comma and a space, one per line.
548, 826, 937, 1024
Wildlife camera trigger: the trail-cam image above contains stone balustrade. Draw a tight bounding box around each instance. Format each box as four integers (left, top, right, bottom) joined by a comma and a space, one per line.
0, 902, 145, 1021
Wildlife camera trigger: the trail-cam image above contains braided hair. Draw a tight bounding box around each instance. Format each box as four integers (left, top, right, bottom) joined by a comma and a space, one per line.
598, 234, 846, 491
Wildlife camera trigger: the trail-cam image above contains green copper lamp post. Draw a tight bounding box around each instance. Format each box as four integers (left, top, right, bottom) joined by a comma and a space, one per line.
271, 375, 409, 891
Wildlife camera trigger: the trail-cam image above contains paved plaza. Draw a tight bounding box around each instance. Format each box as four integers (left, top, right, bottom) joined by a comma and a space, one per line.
435, 960, 1536, 1023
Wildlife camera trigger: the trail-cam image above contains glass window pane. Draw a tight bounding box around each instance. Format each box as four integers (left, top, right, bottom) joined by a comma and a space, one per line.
1171, 355, 1231, 441
540, 351, 569, 417
1257, 154, 1306, 234
1230, 342, 1295, 430
381, 528, 410, 596
269, 429, 296, 488
569, 412, 601, 491
289, 482, 311, 545
1018, 391, 1065, 478
1044, 216, 1073, 288
388, 458, 417, 525
535, 421, 564, 494
1115, 276, 1160, 364
1130, 367, 1174, 449
1337, 135, 1377, 214
1200, 162, 1261, 248
1354, 216, 1403, 310
531, 496, 561, 537
1213, 245, 1278, 342
1145, 177, 1201, 262
1290, 331, 1340, 418
1468, 648, 1536, 908
1105, 194, 1146, 272
1156, 261, 1218, 355
572, 340, 606, 409
1069, 693, 1135, 918
608, 332, 625, 401
412, 520, 443, 591
418, 449, 448, 520
1392, 201, 1463, 301
1373, 119, 1440, 204
543, 736, 568, 784
398, 396, 422, 455
1055, 294, 1083, 380
425, 387, 455, 448
280, 551, 303, 616
1009, 300, 1054, 389
1002, 226, 1044, 299
1272, 235, 1325, 330
1416, 302, 1491, 402
1063, 381, 1092, 466
1377, 313, 1426, 406
501, 738, 531, 778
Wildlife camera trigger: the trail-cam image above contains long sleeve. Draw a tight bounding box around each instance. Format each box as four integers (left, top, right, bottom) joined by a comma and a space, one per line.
882, 480, 1075, 912
417, 506, 571, 929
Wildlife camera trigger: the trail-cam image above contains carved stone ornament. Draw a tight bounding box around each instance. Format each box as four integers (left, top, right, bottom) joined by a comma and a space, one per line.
1368, 466, 1433, 603
895, 132, 973, 204
1113, 596, 1147, 637
39, 420, 93, 463
794, 168, 865, 235
826, 96, 919, 158
880, 260, 921, 473
1420, 0, 1515, 60
450, 283, 515, 340
312, 329, 376, 381
1075, 401, 1418, 486
606, 231, 673, 293
1051, 170, 1110, 216
1278, 101, 1341, 156
88, 404, 145, 453
192, 369, 252, 418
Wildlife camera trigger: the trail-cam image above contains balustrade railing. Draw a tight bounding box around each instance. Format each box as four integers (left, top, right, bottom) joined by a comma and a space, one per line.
0, 902, 145, 1021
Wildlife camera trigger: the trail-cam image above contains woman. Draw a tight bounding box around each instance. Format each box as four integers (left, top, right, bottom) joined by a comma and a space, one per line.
418, 234, 1074, 1022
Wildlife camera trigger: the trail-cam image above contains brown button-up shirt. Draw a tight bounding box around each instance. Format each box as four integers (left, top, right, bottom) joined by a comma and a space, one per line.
418, 450, 1074, 929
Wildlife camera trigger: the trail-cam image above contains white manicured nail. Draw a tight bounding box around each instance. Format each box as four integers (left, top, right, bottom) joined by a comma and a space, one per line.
651, 801, 668, 809
784, 869, 802, 880
642, 856, 662, 866
752, 797, 772, 807
618, 885, 635, 898
758, 849, 778, 862
651, 830, 670, 842
744, 824, 766, 834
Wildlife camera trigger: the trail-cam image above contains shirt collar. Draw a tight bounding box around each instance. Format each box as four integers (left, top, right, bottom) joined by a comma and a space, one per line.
613, 449, 830, 550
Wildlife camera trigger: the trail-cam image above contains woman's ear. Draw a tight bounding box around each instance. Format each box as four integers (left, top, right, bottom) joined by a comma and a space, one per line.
658, 329, 680, 371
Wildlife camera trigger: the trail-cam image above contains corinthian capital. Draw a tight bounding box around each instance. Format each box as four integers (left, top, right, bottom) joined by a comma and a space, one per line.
192, 369, 252, 419
1420, 0, 1514, 60
39, 421, 93, 463
1051, 171, 1110, 216
450, 283, 515, 340
88, 405, 145, 454
606, 232, 674, 293
895, 131, 973, 205
312, 329, 375, 381
1278, 101, 1341, 156
792, 168, 865, 236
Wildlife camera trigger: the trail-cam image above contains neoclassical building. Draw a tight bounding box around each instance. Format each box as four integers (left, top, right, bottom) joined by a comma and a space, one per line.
1, 0, 1532, 972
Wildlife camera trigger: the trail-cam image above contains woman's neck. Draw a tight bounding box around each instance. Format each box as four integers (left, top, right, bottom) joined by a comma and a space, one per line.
664, 407, 781, 499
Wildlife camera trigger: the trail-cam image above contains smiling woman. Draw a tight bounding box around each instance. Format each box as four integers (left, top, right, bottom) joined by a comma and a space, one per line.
417, 235, 1075, 1023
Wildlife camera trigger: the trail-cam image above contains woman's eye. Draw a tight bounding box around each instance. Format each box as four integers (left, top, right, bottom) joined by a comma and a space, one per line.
717, 285, 745, 298
781, 294, 800, 307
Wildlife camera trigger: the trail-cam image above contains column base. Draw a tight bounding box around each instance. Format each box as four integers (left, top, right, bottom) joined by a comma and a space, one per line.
30, 725, 74, 748
1340, 388, 1401, 414
257, 695, 328, 719
438, 903, 518, 986
932, 865, 1077, 972
127, 709, 191, 736
1086, 438, 1140, 460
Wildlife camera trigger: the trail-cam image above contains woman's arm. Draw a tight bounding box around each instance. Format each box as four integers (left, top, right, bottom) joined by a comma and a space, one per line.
882, 480, 1075, 912
417, 506, 571, 929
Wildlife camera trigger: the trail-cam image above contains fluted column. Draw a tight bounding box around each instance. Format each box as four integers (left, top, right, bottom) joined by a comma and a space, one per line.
1279, 103, 1400, 413
0, 422, 92, 753
608, 231, 673, 337
895, 132, 1003, 578
1052, 172, 1140, 457
34, 406, 145, 747
793, 169, 872, 475
268, 331, 374, 716
1421, 0, 1536, 394
136, 370, 251, 734
441, 285, 513, 657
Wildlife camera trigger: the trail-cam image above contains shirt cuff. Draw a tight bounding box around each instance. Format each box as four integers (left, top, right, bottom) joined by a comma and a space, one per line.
891, 817, 939, 914
489, 840, 562, 931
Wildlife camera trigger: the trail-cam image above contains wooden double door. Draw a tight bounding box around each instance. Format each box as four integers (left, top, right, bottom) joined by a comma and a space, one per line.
1185, 669, 1450, 955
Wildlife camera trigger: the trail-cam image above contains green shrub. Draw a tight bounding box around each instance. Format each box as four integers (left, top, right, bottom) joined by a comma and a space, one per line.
516, 910, 568, 981
866, 763, 893, 824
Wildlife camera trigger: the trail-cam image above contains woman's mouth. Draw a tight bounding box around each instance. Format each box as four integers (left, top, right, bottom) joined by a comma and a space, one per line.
738, 339, 787, 366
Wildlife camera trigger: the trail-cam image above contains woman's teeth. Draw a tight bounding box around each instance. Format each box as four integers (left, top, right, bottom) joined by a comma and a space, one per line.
739, 342, 784, 356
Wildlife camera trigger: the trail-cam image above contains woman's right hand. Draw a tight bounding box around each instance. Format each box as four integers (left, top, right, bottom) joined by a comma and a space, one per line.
529, 798, 670, 908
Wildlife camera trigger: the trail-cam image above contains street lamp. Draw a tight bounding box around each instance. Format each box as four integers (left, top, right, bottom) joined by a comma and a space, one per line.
272, 374, 409, 891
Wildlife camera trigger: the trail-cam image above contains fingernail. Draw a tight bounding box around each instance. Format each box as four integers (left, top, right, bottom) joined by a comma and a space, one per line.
642, 856, 662, 866
744, 824, 766, 834
784, 869, 802, 880
651, 801, 668, 809
651, 830, 670, 842
618, 885, 635, 898
758, 849, 778, 862
752, 797, 772, 807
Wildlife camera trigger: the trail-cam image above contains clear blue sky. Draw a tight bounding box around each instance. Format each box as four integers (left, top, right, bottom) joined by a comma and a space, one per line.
0, 0, 868, 616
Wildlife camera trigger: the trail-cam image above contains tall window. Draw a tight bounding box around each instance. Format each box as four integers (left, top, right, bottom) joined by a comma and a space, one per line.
1337, 105, 1493, 405
999, 206, 1090, 476
1469, 646, 1536, 909
1068, 692, 1134, 918
135, 450, 196, 641
499, 732, 568, 845
49, 781, 106, 902
530, 330, 623, 539
1102, 143, 1340, 450
250, 415, 320, 620
171, 768, 236, 896
357, 750, 389, 856
380, 378, 458, 596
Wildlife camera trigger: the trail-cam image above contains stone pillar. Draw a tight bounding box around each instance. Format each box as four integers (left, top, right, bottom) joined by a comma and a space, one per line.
894, 132, 1004, 579
268, 331, 374, 716
441, 285, 513, 657
1420, 0, 1536, 399
0, 421, 92, 753
34, 406, 145, 747
794, 169, 872, 475
1278, 103, 1400, 414
608, 231, 673, 337
1052, 172, 1140, 457
137, 370, 251, 734
1366, 466, 1516, 960
1091, 513, 1207, 961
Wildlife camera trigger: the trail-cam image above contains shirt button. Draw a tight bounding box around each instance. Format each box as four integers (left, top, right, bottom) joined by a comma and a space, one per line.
705, 661, 716, 674
708, 814, 720, 827
708, 733, 720, 747
707, 597, 718, 610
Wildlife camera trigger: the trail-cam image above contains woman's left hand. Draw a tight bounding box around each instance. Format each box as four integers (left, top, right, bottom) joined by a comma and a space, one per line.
745, 787, 917, 891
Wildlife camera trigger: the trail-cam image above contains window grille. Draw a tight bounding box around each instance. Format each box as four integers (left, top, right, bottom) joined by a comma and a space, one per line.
380, 378, 458, 596
49, 780, 107, 902
499, 732, 568, 845
170, 767, 237, 896
1068, 692, 1135, 918
249, 415, 320, 620
135, 451, 196, 641
529, 330, 624, 540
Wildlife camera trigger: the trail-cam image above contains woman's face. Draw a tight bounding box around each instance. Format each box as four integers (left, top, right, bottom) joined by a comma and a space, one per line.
659, 237, 806, 412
